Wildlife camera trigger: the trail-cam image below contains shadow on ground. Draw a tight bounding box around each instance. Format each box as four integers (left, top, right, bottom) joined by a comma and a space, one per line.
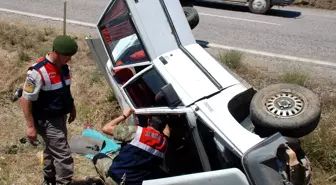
194, 1, 302, 18
196, 40, 210, 48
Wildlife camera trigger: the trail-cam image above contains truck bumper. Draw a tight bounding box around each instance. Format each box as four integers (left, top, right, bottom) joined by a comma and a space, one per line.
271, 0, 295, 6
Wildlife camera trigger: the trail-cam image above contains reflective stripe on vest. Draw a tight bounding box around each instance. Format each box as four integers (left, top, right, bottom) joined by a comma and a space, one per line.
130, 127, 167, 158
30, 57, 74, 119
33, 60, 71, 91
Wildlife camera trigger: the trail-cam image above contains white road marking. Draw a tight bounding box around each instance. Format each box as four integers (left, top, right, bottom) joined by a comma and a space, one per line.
304, 13, 336, 19
0, 8, 334, 68
0, 8, 96, 28
199, 42, 336, 68
199, 12, 281, 26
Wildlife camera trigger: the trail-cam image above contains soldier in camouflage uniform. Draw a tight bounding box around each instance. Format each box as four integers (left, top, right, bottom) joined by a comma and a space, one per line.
93, 108, 170, 185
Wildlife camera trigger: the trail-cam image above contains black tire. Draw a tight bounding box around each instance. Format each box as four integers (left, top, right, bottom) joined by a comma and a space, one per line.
250, 84, 321, 138
183, 6, 199, 30
248, 0, 271, 14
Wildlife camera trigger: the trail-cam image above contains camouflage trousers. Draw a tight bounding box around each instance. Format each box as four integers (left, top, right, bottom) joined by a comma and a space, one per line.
93, 152, 120, 185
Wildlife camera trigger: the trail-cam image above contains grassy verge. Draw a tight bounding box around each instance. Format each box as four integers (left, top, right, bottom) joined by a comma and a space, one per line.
293, 0, 336, 10
0, 20, 120, 184
219, 50, 336, 185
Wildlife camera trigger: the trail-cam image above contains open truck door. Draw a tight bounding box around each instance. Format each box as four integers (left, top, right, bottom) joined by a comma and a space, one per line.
85, 37, 131, 112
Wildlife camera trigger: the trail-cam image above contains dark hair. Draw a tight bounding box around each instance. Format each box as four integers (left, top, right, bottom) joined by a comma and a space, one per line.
149, 116, 166, 133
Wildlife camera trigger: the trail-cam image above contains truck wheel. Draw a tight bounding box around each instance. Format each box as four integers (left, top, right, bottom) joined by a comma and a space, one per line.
250, 84, 321, 138
183, 6, 199, 30
248, 0, 271, 14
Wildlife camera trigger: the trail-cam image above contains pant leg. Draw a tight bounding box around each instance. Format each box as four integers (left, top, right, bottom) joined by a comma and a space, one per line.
43, 147, 56, 179
35, 120, 56, 180
44, 116, 74, 184
93, 153, 119, 185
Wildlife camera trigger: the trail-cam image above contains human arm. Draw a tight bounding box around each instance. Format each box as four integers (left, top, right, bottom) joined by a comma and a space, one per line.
102, 108, 134, 136
66, 65, 76, 124
163, 124, 170, 138
68, 104, 76, 123
20, 70, 42, 141
20, 98, 36, 141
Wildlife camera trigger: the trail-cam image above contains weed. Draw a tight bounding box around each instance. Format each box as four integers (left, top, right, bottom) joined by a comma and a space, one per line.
301, 117, 336, 172
321, 93, 336, 109
36, 31, 47, 42
21, 39, 34, 49
90, 70, 103, 84
107, 89, 116, 102
280, 71, 310, 87
71, 35, 79, 40
35, 47, 50, 57
9, 38, 18, 46
219, 50, 243, 70
44, 27, 54, 36
18, 51, 30, 62
4, 33, 20, 46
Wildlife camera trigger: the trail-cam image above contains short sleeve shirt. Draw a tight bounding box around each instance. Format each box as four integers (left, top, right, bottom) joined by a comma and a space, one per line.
22, 69, 43, 101
22, 54, 72, 102
113, 124, 137, 143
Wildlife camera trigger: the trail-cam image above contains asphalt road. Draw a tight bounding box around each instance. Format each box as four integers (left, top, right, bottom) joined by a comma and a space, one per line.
0, 0, 335, 62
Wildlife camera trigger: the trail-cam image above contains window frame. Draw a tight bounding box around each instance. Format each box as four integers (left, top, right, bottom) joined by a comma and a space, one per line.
120, 65, 176, 109
96, 0, 152, 70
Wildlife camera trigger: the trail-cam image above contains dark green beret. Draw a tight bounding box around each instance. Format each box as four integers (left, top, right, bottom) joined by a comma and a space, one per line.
53, 35, 78, 56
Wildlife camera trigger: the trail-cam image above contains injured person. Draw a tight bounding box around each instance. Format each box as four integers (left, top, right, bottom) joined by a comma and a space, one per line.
92, 108, 170, 185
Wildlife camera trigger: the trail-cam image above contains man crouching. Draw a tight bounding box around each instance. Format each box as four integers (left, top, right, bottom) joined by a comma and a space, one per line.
93, 108, 170, 185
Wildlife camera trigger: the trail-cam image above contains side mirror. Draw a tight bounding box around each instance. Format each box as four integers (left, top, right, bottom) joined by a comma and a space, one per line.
160, 83, 182, 107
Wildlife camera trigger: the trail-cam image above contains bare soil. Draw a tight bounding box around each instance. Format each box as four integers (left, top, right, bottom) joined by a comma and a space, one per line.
293, 0, 336, 10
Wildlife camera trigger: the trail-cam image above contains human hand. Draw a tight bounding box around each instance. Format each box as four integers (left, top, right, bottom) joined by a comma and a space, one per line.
27, 126, 37, 141
68, 105, 76, 124
123, 108, 134, 118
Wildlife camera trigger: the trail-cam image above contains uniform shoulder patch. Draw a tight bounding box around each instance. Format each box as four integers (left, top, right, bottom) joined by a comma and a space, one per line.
23, 74, 36, 93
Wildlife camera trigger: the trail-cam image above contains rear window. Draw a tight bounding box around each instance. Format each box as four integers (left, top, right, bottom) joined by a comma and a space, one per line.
98, 0, 148, 66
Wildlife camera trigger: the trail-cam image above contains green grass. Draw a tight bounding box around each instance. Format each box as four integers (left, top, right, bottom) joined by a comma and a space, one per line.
21, 39, 34, 49
218, 50, 243, 70
36, 31, 48, 42
43, 27, 54, 36
35, 47, 50, 57
107, 89, 116, 103
280, 71, 310, 87
90, 70, 104, 85
18, 51, 30, 62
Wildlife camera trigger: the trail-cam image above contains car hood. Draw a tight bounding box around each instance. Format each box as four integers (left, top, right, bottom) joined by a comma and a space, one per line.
153, 44, 241, 106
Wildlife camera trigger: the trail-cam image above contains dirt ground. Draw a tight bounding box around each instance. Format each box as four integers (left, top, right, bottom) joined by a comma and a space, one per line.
293, 0, 336, 10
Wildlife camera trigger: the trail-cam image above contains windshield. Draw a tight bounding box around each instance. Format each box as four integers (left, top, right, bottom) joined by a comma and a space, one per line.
98, 0, 148, 67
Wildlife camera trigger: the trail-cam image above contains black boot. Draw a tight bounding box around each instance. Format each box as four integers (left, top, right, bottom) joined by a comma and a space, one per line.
42, 177, 56, 185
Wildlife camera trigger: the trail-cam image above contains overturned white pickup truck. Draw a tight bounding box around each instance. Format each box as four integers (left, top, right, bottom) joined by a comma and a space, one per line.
86, 0, 320, 184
